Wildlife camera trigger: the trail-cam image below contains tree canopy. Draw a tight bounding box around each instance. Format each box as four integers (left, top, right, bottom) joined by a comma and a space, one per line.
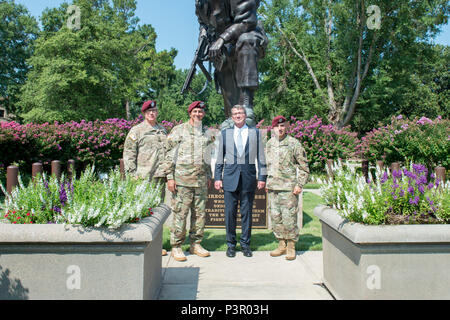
257, 0, 449, 131
0, 0, 39, 113
18, 0, 176, 123
0, 0, 448, 133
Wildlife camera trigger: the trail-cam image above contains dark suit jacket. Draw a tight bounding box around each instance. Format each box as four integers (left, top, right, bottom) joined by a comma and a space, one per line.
214, 125, 266, 192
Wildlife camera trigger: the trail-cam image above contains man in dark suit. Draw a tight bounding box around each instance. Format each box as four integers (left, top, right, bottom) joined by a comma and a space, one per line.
214, 105, 267, 257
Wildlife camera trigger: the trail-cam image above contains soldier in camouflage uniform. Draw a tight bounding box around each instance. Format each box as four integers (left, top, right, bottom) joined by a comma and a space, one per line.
123, 100, 167, 200
123, 100, 168, 256
164, 101, 215, 262
265, 116, 309, 261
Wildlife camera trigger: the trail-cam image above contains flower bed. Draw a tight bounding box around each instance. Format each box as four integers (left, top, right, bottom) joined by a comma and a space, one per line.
1, 166, 163, 229
318, 160, 449, 225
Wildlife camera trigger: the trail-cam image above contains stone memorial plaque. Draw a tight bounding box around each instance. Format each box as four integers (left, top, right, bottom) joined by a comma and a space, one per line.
205, 180, 268, 229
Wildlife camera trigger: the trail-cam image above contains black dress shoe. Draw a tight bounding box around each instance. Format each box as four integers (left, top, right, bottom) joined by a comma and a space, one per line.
242, 247, 253, 257
226, 247, 236, 258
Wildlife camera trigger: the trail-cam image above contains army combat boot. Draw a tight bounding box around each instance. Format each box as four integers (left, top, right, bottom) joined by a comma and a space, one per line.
286, 240, 297, 261
189, 243, 210, 257
270, 240, 287, 257
171, 247, 187, 262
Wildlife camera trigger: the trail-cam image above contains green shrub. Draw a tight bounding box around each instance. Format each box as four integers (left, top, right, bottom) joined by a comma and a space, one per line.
359, 115, 450, 169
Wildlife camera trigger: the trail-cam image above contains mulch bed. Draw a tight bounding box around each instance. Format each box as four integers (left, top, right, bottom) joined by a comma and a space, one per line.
385, 210, 445, 225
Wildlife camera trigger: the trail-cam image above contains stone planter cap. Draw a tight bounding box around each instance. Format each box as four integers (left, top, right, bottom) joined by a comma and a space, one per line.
0, 204, 171, 244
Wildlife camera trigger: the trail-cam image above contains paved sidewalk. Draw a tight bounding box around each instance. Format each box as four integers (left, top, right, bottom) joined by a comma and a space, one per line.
158, 250, 333, 300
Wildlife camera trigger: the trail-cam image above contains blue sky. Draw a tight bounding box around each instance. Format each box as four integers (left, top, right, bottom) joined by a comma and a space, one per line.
14, 0, 450, 70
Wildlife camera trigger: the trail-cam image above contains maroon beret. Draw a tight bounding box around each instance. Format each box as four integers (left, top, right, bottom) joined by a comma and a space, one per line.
188, 101, 206, 113
142, 100, 157, 113
272, 116, 287, 128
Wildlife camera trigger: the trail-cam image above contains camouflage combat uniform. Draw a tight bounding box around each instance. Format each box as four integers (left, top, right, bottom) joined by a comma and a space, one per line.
164, 121, 215, 247
265, 134, 309, 241
122, 121, 168, 201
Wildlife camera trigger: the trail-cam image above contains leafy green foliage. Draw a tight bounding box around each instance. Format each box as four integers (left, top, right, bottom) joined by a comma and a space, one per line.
18, 0, 176, 123
258, 0, 449, 130
0, 0, 39, 113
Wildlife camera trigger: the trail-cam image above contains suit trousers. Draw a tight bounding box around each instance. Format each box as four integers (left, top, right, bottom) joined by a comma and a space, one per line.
224, 175, 255, 249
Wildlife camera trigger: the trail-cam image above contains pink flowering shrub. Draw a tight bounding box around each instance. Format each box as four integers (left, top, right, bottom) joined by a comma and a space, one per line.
1, 114, 447, 176
359, 115, 450, 169
257, 115, 361, 172
288, 116, 360, 172
0, 116, 180, 173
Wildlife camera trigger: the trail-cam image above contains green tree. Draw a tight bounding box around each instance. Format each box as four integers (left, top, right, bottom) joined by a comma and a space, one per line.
18, 0, 176, 123
259, 0, 449, 129
0, 0, 39, 113
353, 43, 449, 133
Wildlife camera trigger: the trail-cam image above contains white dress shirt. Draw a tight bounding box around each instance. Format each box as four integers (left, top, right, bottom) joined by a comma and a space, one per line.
234, 124, 248, 153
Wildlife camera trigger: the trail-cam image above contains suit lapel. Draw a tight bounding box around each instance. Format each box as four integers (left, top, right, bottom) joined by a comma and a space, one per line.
247, 128, 256, 160
225, 127, 235, 160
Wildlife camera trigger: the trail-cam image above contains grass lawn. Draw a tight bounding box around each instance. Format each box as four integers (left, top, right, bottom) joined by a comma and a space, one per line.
303, 182, 321, 189
162, 191, 325, 252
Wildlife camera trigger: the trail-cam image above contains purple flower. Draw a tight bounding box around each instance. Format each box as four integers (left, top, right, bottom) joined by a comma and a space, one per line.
409, 196, 420, 206
59, 184, 68, 207
412, 164, 426, 174
381, 171, 388, 184
418, 185, 425, 194
392, 170, 402, 178
407, 186, 415, 195
416, 175, 427, 185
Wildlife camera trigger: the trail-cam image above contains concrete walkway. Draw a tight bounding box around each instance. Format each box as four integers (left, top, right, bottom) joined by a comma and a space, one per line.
158, 250, 333, 300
